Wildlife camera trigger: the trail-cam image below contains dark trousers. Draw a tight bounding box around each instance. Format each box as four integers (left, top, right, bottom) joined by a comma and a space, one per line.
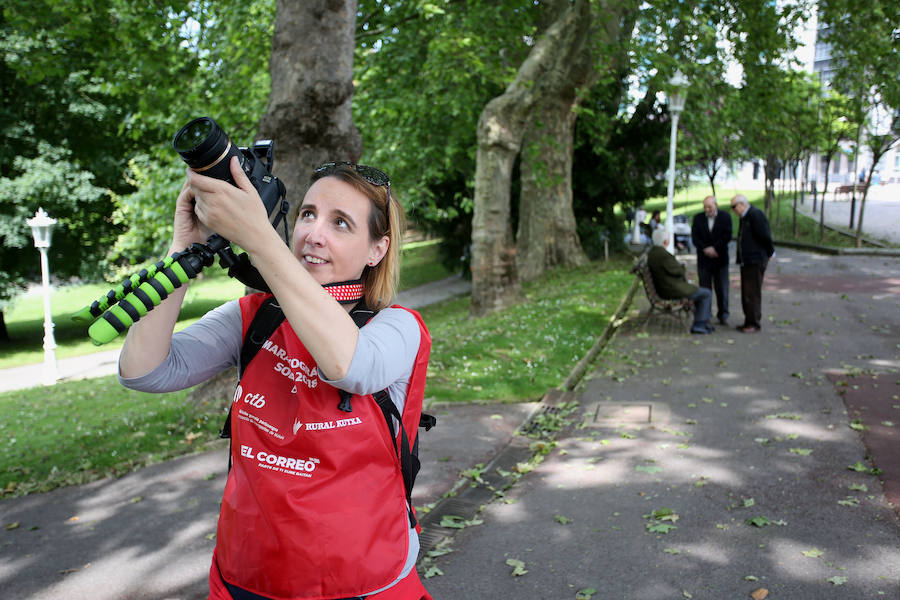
688, 287, 712, 330
739, 261, 767, 328
698, 263, 729, 323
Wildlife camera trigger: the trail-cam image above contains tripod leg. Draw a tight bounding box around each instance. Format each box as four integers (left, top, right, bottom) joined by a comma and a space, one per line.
87, 256, 196, 345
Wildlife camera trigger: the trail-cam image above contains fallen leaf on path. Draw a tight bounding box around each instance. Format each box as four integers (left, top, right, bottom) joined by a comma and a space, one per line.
750, 588, 769, 600
423, 565, 443, 578
636, 465, 663, 473
746, 516, 770, 527
506, 558, 528, 576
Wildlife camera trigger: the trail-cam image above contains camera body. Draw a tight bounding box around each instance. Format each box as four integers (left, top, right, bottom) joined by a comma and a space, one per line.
234, 139, 290, 245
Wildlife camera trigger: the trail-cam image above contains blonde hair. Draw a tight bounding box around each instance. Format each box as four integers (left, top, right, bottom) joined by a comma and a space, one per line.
310, 164, 404, 310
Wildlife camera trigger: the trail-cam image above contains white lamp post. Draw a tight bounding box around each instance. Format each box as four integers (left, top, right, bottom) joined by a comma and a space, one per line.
665, 70, 689, 251
26, 207, 59, 385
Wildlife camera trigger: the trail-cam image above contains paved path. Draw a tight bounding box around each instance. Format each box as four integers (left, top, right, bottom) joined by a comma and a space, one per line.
424, 248, 900, 600
797, 182, 900, 245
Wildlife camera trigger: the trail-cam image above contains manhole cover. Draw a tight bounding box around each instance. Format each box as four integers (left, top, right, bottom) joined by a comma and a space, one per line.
582, 402, 670, 427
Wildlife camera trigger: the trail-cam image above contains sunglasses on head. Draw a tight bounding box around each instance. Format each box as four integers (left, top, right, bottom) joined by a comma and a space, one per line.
313, 161, 391, 221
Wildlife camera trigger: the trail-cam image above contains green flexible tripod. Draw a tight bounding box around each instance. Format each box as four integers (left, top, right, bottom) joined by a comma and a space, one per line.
71, 234, 267, 345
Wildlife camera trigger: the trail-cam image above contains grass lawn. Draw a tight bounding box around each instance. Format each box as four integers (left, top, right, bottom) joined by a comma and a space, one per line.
0, 255, 633, 498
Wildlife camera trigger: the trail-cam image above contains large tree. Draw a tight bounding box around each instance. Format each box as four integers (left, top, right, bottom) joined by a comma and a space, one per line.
470, 0, 590, 316
353, 0, 539, 274
819, 0, 900, 246
515, 1, 639, 282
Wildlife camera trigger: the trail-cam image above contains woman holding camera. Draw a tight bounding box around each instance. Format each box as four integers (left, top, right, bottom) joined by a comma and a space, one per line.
119, 158, 432, 600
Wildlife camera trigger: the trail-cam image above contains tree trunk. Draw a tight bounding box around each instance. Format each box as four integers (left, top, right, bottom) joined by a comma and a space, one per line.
517, 100, 588, 281
763, 157, 777, 215
516, 32, 593, 280
791, 158, 798, 238
820, 155, 832, 241
848, 121, 862, 229
706, 159, 720, 199
190, 1, 362, 406
0, 310, 8, 343
257, 0, 363, 233
516, 0, 635, 282
470, 0, 589, 316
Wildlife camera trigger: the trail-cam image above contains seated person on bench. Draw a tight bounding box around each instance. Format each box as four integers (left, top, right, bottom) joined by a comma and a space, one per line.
647, 229, 713, 334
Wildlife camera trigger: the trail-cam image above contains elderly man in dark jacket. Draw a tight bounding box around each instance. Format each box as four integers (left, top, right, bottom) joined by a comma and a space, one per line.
647, 229, 713, 334
731, 194, 775, 333
692, 195, 732, 325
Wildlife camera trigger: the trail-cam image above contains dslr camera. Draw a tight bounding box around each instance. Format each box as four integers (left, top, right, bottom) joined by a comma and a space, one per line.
173, 116, 289, 247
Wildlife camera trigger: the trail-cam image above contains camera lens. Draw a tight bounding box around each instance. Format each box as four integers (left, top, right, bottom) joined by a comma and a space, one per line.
173, 118, 214, 154
173, 117, 242, 183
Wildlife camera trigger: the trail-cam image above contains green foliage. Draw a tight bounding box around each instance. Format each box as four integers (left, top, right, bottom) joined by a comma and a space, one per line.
820, 0, 900, 113
680, 77, 745, 191
108, 158, 186, 268
1, 0, 275, 296
354, 0, 542, 271
820, 0, 899, 233
572, 88, 669, 259
0, 144, 117, 301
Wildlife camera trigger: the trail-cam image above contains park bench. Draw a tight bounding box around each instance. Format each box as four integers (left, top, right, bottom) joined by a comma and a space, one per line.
630, 254, 693, 329
832, 183, 867, 201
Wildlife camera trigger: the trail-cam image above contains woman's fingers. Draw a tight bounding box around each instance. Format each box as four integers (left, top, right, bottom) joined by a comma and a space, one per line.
187, 157, 267, 245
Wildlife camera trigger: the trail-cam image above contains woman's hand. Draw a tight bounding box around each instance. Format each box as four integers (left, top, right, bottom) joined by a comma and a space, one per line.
171, 178, 212, 251
187, 156, 272, 251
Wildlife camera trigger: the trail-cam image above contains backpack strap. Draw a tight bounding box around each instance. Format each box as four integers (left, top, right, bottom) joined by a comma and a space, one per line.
373, 389, 419, 528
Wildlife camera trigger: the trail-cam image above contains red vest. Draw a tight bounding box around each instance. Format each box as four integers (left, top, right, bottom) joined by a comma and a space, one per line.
215, 293, 431, 600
